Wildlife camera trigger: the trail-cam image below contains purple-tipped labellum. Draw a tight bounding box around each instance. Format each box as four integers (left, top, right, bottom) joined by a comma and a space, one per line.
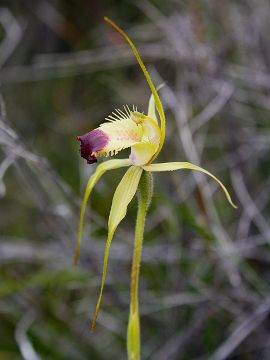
77, 129, 109, 164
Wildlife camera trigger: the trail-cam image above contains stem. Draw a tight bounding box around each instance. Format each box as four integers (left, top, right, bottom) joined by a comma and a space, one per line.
127, 170, 153, 360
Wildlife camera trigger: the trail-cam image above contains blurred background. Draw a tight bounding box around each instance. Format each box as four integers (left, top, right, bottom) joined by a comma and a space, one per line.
1, 1, 270, 359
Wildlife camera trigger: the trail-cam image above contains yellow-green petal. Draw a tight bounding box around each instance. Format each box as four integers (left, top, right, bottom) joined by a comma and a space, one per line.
91, 165, 143, 331
74, 159, 131, 265
143, 162, 237, 209
147, 84, 165, 123
147, 93, 157, 123
130, 142, 157, 166
104, 17, 166, 161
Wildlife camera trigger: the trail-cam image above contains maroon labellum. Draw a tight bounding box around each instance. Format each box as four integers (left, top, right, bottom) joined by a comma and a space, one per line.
77, 129, 109, 164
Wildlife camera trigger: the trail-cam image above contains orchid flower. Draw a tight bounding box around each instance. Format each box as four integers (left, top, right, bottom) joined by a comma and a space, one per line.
75, 17, 237, 360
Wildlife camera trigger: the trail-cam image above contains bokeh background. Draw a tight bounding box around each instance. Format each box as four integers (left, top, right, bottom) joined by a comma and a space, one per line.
1, 1, 270, 359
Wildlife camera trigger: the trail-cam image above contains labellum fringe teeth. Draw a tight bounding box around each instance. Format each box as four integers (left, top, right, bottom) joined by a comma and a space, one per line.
105, 105, 138, 122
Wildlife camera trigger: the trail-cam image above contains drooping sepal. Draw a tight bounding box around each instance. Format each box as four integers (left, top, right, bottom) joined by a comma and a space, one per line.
143, 162, 237, 209
74, 159, 131, 265
91, 166, 143, 331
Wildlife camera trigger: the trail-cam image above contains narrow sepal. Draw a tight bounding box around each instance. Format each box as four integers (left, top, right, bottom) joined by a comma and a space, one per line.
104, 17, 166, 160
74, 159, 131, 265
147, 83, 165, 123
143, 162, 237, 209
91, 166, 143, 331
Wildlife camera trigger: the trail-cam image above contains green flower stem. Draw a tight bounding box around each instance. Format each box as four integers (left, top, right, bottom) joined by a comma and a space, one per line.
127, 170, 153, 360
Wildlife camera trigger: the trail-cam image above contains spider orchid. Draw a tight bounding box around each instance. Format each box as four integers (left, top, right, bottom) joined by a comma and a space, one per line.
75, 17, 237, 360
